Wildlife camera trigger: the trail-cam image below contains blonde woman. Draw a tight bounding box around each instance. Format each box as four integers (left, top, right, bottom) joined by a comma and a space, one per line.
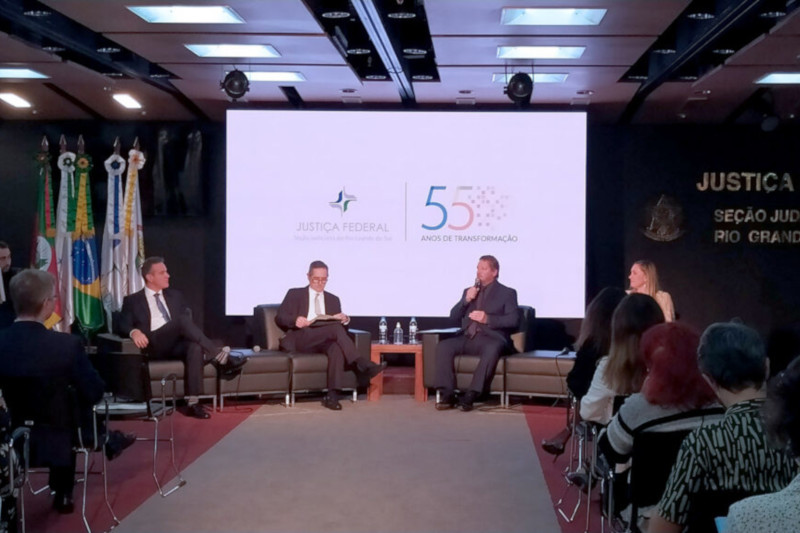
628, 260, 675, 322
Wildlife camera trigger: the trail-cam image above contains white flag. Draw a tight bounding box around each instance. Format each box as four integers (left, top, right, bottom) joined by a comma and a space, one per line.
100, 153, 126, 331
123, 148, 146, 295
55, 151, 76, 331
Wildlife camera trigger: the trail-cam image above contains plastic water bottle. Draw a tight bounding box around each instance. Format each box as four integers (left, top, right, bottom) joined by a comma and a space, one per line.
378, 317, 388, 344
408, 317, 418, 344
393, 321, 404, 344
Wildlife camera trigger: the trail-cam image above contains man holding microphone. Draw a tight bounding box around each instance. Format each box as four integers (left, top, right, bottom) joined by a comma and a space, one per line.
434, 255, 519, 411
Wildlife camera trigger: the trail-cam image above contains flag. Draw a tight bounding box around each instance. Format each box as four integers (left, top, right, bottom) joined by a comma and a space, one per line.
123, 148, 146, 295
100, 152, 126, 330
55, 151, 76, 330
32, 147, 62, 329
70, 152, 104, 332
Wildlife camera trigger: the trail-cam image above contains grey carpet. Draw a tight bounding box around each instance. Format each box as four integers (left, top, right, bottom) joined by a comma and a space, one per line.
115, 396, 559, 533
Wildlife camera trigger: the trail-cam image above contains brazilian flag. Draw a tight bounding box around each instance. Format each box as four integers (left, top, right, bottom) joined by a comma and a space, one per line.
70, 153, 104, 332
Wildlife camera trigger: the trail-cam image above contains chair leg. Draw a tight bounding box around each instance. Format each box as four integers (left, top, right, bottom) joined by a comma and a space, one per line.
150, 416, 187, 497
100, 451, 120, 530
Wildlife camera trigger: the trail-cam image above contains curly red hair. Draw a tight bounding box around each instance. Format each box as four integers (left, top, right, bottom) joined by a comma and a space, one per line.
640, 322, 716, 408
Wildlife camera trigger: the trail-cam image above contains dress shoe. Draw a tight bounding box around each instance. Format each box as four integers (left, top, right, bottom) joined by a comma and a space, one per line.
542, 427, 571, 456
322, 394, 342, 411
53, 492, 74, 514
211, 355, 247, 380
358, 360, 388, 380
435, 390, 457, 411
104, 430, 137, 461
457, 390, 479, 412
184, 403, 211, 419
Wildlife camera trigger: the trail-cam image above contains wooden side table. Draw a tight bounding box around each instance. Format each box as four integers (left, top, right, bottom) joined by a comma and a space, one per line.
369, 342, 426, 402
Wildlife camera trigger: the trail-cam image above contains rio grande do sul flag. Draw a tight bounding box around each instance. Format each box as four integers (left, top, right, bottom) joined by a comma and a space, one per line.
31, 140, 62, 329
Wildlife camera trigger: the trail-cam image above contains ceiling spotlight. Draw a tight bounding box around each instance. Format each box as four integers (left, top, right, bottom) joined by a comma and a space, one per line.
686, 0, 716, 20
387, 11, 416, 19
322, 11, 350, 19
220, 69, 250, 100
504, 72, 533, 106
22, 0, 52, 16
97, 46, 121, 54
759, 0, 787, 18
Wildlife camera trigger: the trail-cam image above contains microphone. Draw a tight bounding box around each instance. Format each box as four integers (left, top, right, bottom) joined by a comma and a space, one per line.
474, 277, 481, 292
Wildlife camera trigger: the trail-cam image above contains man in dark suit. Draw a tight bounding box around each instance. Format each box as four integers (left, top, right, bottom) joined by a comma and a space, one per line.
117, 256, 244, 419
434, 255, 519, 412
0, 269, 134, 513
276, 260, 386, 410
0, 241, 21, 328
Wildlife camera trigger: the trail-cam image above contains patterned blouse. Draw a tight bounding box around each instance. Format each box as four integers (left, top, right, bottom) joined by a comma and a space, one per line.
726, 473, 800, 533
657, 398, 800, 526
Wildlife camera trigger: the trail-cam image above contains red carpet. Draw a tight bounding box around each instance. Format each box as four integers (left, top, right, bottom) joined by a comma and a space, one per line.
522, 403, 604, 533
23, 403, 255, 533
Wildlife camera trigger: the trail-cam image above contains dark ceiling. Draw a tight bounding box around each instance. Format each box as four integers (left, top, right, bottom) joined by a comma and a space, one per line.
1, 0, 800, 126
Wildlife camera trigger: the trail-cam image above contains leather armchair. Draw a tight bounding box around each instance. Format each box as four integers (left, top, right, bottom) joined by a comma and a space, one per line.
421, 305, 535, 401
95, 333, 218, 408
252, 304, 371, 405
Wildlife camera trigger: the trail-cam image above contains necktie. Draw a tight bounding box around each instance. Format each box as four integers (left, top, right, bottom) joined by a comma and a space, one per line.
154, 293, 171, 322
314, 292, 322, 315
466, 285, 486, 338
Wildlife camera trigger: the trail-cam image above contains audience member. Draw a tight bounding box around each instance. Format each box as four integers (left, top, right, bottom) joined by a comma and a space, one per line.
580, 293, 664, 424
276, 260, 386, 411
650, 322, 800, 533
0, 269, 135, 514
0, 241, 21, 329
765, 322, 800, 378
726, 354, 800, 533
542, 287, 626, 455
433, 255, 519, 412
628, 260, 675, 322
118, 256, 244, 419
598, 323, 723, 525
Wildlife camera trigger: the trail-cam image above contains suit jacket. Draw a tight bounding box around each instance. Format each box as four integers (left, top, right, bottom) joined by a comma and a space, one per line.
0, 321, 104, 466
276, 286, 344, 351
450, 280, 519, 346
117, 288, 191, 337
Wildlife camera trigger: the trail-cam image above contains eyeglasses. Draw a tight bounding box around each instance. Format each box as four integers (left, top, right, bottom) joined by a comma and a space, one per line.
310, 277, 328, 283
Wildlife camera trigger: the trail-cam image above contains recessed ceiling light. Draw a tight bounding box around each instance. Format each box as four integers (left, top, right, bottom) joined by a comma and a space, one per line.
127, 6, 244, 24
497, 46, 585, 59
653, 46, 677, 55
412, 74, 434, 81
103, 72, 124, 78
42, 44, 65, 52
321, 11, 350, 19
185, 44, 280, 58
712, 47, 736, 55
492, 73, 568, 83
346, 48, 371, 55
756, 72, 800, 84
678, 75, 698, 81
0, 93, 32, 108
0, 68, 48, 79
576, 89, 595, 95
500, 8, 606, 26
365, 74, 387, 80
113, 94, 142, 109
459, 89, 472, 95
97, 46, 121, 54
242, 71, 306, 82
628, 74, 648, 81
403, 48, 427, 55
149, 72, 171, 79
341, 88, 357, 94
387, 11, 416, 19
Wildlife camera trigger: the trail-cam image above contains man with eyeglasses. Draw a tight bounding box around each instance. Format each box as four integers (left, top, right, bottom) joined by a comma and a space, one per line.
0, 269, 135, 514
276, 260, 386, 410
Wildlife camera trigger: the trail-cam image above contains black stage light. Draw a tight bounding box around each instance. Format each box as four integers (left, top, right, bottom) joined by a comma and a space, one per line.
221, 69, 250, 101
504, 72, 533, 106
